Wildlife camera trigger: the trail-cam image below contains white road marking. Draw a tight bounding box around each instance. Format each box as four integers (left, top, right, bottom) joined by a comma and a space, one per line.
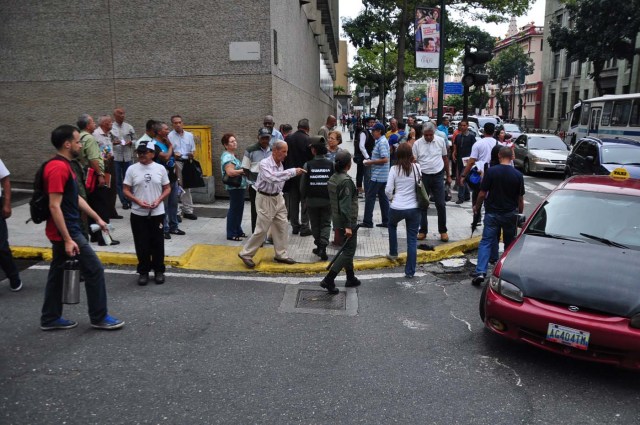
27, 265, 426, 285
401, 318, 430, 330
481, 355, 523, 387
535, 181, 559, 191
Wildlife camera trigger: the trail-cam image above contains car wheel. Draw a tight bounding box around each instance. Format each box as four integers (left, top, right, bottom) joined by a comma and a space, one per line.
523, 159, 531, 175
479, 284, 488, 322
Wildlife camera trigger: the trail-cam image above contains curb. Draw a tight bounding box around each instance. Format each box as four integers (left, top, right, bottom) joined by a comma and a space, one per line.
11, 237, 480, 274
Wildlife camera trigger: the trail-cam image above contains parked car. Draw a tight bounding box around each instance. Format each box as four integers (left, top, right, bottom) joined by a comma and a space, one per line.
470, 115, 499, 130
414, 115, 431, 124
480, 173, 640, 369
513, 133, 570, 175
565, 137, 640, 179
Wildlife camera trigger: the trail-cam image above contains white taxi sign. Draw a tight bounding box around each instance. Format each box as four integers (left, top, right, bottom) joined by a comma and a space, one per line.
610, 167, 630, 181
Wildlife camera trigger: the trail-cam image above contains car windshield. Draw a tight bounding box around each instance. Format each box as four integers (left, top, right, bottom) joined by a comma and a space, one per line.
528, 136, 567, 150
503, 124, 521, 132
526, 189, 640, 250
601, 145, 640, 165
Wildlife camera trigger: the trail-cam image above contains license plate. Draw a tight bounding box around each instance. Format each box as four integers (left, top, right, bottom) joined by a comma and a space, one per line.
556, 164, 564, 170
546, 323, 590, 350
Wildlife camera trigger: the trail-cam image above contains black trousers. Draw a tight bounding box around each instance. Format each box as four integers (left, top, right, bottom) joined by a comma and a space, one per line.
88, 186, 111, 244
249, 186, 257, 233
130, 213, 166, 274
0, 215, 19, 285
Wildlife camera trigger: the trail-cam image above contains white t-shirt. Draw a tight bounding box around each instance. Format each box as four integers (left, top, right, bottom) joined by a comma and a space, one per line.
470, 137, 497, 172
412, 135, 447, 174
0, 159, 9, 197
385, 163, 421, 210
123, 162, 170, 216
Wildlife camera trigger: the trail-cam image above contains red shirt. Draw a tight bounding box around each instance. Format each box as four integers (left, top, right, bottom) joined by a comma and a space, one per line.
44, 158, 79, 242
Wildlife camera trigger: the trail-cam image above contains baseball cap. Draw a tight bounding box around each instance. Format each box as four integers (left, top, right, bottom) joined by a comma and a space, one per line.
372, 122, 385, 132
258, 127, 271, 138
136, 140, 155, 152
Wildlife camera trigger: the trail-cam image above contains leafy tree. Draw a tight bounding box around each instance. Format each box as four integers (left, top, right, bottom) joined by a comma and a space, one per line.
548, 0, 640, 96
342, 0, 532, 120
487, 44, 534, 116
334, 86, 346, 96
444, 94, 464, 112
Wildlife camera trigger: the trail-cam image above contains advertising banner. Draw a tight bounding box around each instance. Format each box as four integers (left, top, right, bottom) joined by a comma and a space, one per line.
415, 6, 440, 69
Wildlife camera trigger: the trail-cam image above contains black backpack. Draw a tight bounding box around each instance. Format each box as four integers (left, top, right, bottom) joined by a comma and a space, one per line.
27, 157, 65, 224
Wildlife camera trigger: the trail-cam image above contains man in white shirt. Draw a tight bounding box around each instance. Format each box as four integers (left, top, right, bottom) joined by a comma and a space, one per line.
123, 141, 171, 285
460, 122, 498, 225
0, 159, 22, 291
168, 115, 197, 220
264, 115, 285, 148
412, 122, 451, 242
110, 108, 135, 210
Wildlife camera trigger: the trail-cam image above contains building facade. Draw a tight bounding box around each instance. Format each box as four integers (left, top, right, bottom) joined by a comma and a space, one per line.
0, 0, 339, 193
488, 20, 544, 129
541, 0, 640, 132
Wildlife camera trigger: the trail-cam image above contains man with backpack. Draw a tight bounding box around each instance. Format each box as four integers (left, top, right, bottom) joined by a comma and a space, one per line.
40, 124, 124, 331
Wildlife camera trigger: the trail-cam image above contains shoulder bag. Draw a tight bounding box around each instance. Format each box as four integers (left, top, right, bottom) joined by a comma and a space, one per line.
412, 164, 430, 211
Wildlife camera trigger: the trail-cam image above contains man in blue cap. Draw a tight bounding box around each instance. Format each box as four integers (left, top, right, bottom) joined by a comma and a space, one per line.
361, 122, 390, 228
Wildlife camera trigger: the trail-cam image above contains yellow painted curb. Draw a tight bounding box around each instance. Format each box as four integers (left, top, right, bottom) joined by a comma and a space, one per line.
12, 237, 481, 274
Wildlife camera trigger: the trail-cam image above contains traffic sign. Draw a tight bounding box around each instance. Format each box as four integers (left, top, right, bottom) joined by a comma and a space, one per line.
444, 82, 464, 95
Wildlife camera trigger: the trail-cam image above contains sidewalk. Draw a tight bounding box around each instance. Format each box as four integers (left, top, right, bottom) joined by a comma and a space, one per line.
7, 130, 480, 273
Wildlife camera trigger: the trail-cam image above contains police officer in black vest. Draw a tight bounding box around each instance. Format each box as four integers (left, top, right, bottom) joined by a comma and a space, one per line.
300, 136, 334, 261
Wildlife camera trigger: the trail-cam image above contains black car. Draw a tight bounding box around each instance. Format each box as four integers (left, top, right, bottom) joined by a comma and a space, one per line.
565, 137, 640, 179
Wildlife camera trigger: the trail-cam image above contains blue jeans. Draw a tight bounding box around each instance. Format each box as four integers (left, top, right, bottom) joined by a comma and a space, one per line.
363, 180, 389, 226
420, 170, 447, 234
163, 181, 179, 232
114, 160, 131, 206
363, 166, 371, 193
476, 211, 518, 274
41, 232, 108, 325
388, 208, 421, 277
227, 188, 246, 238
457, 164, 470, 201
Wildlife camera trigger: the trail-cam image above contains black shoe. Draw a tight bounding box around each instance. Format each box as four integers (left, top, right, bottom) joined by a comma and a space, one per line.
122, 204, 131, 210
345, 277, 361, 287
375, 223, 388, 228
471, 273, 486, 286
138, 273, 149, 286
314, 248, 328, 261
489, 259, 498, 265
320, 279, 339, 294
292, 228, 300, 235
299, 228, 312, 237
183, 213, 197, 220
9, 279, 22, 292
455, 199, 464, 204
359, 223, 373, 228
111, 215, 123, 219
154, 272, 165, 284
169, 229, 186, 235
164, 232, 171, 240
98, 239, 120, 246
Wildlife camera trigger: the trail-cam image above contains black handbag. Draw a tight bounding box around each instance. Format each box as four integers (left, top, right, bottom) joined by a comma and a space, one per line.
181, 159, 205, 189
222, 173, 242, 188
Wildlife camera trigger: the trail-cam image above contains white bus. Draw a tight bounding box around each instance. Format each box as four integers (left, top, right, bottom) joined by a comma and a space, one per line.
564, 93, 640, 146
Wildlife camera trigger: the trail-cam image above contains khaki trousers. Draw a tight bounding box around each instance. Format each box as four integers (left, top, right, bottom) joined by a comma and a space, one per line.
175, 160, 194, 215
239, 193, 289, 259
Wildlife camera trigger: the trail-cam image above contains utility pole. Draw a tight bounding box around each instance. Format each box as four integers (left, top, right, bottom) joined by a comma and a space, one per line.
436, 0, 445, 125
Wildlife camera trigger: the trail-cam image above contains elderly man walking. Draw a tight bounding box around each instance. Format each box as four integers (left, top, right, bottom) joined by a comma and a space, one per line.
412, 122, 452, 242
238, 141, 306, 268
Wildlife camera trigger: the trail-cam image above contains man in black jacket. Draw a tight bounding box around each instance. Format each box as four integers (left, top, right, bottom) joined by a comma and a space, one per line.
285, 119, 313, 236
300, 137, 334, 260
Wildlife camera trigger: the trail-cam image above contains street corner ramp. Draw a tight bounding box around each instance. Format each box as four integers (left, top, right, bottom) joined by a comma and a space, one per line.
278, 284, 358, 316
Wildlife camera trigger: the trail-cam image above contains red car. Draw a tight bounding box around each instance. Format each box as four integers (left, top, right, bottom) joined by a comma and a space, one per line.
480, 173, 640, 369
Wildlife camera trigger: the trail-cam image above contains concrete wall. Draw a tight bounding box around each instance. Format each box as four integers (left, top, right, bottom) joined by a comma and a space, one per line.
0, 0, 295, 190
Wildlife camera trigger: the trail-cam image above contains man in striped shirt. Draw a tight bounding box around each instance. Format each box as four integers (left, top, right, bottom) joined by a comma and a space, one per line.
238, 140, 306, 269
362, 122, 390, 228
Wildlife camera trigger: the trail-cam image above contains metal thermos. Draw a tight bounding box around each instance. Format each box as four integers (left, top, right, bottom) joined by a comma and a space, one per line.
62, 259, 80, 304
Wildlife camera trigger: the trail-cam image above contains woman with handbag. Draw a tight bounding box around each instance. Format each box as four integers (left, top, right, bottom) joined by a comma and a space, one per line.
384, 143, 423, 278
220, 133, 247, 241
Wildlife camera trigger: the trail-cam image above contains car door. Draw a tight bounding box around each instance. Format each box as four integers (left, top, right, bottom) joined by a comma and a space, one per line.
513, 135, 527, 168
570, 140, 590, 175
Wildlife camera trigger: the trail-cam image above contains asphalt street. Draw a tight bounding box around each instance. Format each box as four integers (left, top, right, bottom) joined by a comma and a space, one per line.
3, 173, 638, 425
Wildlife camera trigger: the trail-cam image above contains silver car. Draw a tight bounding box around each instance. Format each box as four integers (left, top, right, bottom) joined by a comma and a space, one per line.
513, 134, 570, 175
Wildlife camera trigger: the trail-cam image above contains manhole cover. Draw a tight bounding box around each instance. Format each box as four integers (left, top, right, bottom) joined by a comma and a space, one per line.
296, 289, 346, 310
279, 285, 358, 316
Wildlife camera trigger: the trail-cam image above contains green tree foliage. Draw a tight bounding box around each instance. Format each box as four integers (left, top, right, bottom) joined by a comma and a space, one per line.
444, 95, 464, 112
342, 0, 532, 119
487, 44, 534, 116
548, 0, 640, 96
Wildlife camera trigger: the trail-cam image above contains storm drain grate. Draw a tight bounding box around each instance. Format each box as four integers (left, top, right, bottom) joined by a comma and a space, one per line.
296, 289, 346, 310
279, 285, 358, 316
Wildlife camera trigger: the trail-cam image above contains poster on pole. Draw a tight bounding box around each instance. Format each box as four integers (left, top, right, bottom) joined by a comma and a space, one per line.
415, 6, 441, 69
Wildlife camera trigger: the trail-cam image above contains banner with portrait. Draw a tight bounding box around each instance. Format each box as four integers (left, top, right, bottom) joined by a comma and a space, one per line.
415, 6, 441, 69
